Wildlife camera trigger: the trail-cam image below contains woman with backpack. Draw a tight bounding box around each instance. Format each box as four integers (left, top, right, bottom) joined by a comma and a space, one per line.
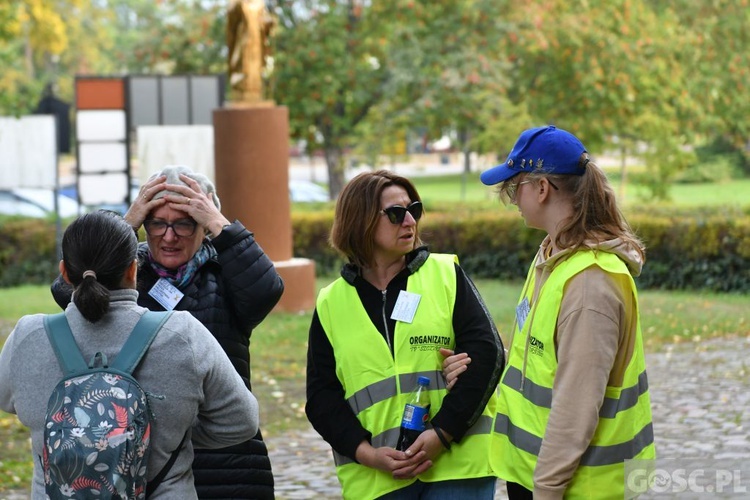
0, 210, 260, 499
51, 165, 284, 499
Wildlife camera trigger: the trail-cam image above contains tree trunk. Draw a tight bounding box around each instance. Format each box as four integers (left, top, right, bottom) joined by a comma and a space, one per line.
324, 145, 346, 201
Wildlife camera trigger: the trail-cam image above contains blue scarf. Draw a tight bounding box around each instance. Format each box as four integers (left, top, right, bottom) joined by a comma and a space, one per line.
147, 241, 216, 290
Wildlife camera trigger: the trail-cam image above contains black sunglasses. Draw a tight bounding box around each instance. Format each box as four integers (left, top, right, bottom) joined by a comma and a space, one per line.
143, 219, 198, 237
380, 201, 423, 224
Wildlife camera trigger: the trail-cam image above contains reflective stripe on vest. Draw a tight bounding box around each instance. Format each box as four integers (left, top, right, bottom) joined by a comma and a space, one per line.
494, 414, 654, 467
345, 370, 447, 416
318, 253, 497, 499
492, 250, 655, 497
501, 366, 650, 420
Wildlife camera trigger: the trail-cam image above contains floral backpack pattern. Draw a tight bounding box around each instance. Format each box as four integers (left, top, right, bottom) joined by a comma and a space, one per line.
43, 312, 171, 500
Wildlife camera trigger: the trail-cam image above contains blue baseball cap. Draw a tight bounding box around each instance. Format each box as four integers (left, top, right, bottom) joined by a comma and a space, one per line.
480, 126, 587, 186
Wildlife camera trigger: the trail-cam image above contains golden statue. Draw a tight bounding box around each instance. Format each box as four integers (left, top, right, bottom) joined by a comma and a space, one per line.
227, 0, 275, 105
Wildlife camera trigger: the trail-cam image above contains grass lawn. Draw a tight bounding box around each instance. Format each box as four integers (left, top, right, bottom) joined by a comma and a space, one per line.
1, 277, 748, 492
408, 172, 750, 209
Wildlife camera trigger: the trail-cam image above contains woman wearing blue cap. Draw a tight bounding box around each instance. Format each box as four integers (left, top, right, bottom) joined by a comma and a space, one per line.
444, 126, 655, 499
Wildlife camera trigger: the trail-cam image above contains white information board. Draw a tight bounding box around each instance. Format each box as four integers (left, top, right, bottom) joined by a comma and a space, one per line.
0, 115, 57, 189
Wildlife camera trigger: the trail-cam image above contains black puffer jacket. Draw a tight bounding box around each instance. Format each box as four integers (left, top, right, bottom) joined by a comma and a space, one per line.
51, 221, 284, 499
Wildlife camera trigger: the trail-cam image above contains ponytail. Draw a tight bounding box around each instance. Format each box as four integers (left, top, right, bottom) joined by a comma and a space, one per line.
546, 157, 645, 260
72, 270, 111, 323
61, 211, 138, 323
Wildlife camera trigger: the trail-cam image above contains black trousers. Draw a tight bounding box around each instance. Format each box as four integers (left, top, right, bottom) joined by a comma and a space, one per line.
506, 481, 533, 500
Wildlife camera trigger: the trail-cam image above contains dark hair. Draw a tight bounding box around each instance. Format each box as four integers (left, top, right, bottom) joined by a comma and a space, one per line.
330, 170, 423, 268
62, 210, 138, 323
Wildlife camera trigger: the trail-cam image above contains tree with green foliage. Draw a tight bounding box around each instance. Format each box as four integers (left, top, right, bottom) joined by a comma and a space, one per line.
271, 0, 522, 199
0, 1, 21, 43
106, 0, 226, 75
494, 0, 701, 201
0, 0, 228, 116
381, 0, 519, 199
665, 0, 750, 172
1, 0, 747, 202
0, 0, 111, 115
271, 0, 392, 198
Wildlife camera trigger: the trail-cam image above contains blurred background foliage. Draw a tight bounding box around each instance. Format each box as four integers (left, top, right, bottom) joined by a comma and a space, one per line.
0, 0, 749, 200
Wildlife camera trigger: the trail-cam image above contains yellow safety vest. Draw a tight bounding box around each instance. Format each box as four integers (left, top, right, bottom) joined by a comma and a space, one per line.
317, 253, 497, 499
492, 250, 655, 499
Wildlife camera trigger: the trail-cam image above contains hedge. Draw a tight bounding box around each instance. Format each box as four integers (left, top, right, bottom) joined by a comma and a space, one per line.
0, 218, 60, 288
2, 208, 749, 293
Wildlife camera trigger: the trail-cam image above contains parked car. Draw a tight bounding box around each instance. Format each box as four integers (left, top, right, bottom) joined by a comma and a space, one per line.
289, 179, 329, 202
59, 183, 141, 215
0, 188, 82, 218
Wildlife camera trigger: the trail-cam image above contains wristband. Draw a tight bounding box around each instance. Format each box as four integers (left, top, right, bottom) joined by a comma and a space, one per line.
433, 425, 451, 450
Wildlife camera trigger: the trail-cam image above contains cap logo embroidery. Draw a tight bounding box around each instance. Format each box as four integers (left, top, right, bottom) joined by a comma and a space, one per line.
538, 159, 544, 169
508, 159, 514, 167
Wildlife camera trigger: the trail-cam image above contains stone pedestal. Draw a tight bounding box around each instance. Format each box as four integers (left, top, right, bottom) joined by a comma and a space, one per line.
213, 105, 316, 313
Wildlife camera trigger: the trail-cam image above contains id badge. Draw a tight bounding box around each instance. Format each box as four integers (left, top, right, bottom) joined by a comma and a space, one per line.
391, 290, 421, 324
148, 278, 184, 311
516, 297, 530, 332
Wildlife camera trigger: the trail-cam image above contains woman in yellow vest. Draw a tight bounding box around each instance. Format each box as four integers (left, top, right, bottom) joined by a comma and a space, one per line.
306, 170, 504, 499
446, 126, 655, 499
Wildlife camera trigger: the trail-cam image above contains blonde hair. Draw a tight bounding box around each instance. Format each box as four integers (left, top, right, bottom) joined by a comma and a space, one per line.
501, 155, 645, 260
547, 156, 644, 259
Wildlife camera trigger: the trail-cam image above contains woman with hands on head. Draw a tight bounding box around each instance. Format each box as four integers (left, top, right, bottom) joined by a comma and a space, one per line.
305, 170, 504, 499
51, 165, 284, 499
127, 165, 231, 253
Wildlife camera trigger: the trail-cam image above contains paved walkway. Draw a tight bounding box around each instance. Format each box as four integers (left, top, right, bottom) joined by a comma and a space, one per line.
266, 336, 750, 498
3, 336, 749, 500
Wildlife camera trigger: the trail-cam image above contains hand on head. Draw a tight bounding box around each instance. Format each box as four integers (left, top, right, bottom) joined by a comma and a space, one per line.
126, 167, 230, 238
162, 174, 230, 237
125, 174, 168, 230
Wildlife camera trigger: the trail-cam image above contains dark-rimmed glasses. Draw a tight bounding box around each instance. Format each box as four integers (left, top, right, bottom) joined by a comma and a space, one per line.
143, 219, 198, 237
380, 201, 423, 224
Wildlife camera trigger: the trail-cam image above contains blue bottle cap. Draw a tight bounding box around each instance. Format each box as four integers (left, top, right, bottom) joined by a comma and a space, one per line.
417, 376, 430, 386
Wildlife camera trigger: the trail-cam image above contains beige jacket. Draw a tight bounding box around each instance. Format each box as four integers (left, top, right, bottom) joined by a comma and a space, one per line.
527, 236, 643, 500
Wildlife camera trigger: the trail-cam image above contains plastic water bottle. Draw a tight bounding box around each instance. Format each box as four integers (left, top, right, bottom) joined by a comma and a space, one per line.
396, 376, 431, 451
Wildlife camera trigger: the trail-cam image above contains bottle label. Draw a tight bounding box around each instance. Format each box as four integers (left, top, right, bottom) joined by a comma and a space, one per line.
401, 403, 430, 431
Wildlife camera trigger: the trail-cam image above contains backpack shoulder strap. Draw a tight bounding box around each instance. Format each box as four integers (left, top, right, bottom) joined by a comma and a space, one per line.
44, 313, 88, 376
146, 430, 189, 498
112, 311, 172, 374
